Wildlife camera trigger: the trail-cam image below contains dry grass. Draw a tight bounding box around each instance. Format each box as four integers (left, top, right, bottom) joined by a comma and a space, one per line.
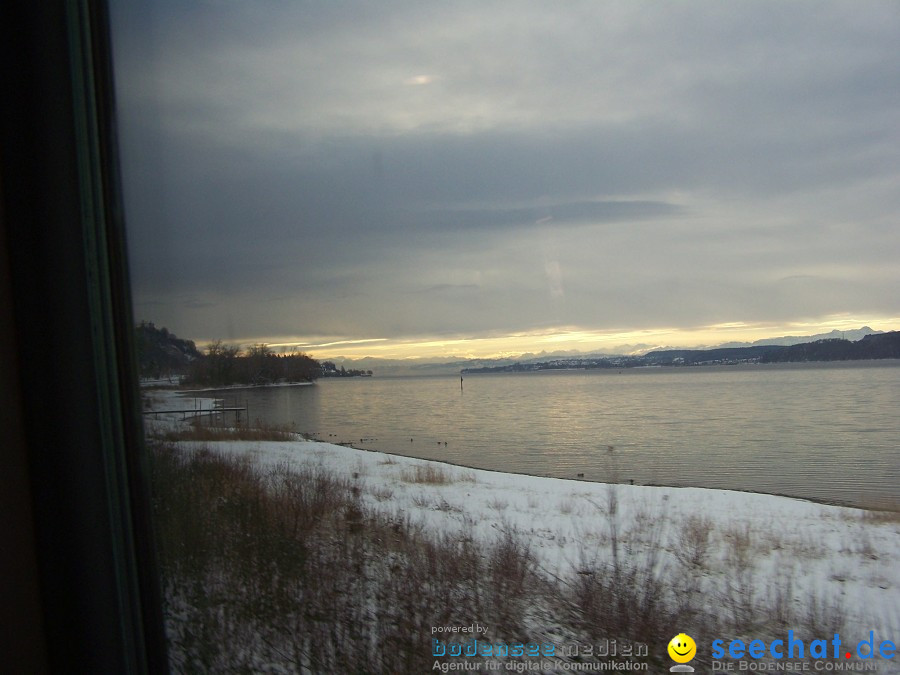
434, 498, 464, 513
722, 522, 756, 629
671, 514, 713, 569
149, 442, 865, 673
370, 486, 394, 502
782, 532, 829, 560
149, 441, 553, 672
155, 422, 298, 442
400, 463, 451, 484
488, 497, 509, 511
859, 508, 900, 525
569, 492, 678, 659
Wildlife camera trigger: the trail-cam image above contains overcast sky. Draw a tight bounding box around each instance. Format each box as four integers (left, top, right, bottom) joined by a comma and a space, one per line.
111, 1, 900, 360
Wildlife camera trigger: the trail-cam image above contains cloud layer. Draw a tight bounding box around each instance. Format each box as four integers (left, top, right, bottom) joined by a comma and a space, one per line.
111, 1, 900, 354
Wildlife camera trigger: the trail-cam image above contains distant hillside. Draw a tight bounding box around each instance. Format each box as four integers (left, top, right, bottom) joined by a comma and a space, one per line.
335, 327, 889, 376
647, 332, 900, 365
646, 345, 783, 365
716, 326, 881, 348
463, 331, 900, 373
759, 332, 900, 363
135, 322, 203, 378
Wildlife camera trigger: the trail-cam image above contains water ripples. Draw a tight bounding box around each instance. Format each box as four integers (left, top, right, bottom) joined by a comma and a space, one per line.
222, 362, 900, 508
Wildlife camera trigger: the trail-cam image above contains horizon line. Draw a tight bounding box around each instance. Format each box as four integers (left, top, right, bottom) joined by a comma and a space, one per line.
180, 317, 899, 363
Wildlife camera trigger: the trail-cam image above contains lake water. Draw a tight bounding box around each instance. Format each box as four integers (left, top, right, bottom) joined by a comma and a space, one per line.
211, 361, 900, 509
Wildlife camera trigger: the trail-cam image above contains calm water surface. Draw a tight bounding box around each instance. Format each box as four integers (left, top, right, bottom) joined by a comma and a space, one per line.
211, 361, 900, 508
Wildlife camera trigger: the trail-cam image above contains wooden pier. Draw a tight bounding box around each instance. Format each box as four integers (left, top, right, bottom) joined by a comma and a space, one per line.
143, 394, 248, 424
143, 407, 246, 420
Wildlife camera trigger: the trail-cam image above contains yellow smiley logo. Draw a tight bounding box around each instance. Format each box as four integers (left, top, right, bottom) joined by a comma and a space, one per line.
668, 633, 697, 663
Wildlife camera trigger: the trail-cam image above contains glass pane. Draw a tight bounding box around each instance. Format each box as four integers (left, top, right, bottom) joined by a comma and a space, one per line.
109, 2, 900, 672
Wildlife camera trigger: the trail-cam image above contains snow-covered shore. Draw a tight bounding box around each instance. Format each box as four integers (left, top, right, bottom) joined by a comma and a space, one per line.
145, 389, 900, 670
211, 441, 899, 624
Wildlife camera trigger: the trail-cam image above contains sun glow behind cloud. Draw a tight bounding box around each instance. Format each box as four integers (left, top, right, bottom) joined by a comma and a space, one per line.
404, 74, 435, 86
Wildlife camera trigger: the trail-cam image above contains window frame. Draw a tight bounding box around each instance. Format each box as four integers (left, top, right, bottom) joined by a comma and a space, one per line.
1, 1, 166, 671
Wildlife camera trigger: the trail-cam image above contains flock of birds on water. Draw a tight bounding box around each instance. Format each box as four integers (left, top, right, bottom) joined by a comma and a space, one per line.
303, 434, 629, 482
311, 432, 449, 447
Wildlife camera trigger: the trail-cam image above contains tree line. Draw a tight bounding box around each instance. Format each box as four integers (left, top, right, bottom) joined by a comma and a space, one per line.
184, 342, 320, 387
321, 361, 372, 378
135, 323, 321, 386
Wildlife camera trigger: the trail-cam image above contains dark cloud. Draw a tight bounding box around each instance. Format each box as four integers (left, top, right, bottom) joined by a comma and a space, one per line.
111, 1, 900, 349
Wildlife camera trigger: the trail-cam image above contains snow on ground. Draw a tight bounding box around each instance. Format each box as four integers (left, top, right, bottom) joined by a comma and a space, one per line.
146, 389, 900, 666
210, 440, 899, 630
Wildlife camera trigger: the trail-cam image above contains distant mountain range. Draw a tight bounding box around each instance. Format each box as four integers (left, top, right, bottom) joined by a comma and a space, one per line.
141, 324, 895, 377
328, 326, 890, 376
461, 330, 900, 374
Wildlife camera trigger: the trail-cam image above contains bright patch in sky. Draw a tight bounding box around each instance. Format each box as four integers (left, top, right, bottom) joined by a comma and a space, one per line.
212, 315, 900, 361
404, 74, 434, 85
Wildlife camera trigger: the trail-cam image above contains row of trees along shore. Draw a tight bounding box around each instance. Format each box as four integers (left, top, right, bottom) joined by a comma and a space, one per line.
184, 341, 321, 387
135, 323, 322, 386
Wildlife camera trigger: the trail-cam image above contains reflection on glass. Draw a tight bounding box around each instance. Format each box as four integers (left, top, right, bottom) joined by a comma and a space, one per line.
110, 2, 900, 671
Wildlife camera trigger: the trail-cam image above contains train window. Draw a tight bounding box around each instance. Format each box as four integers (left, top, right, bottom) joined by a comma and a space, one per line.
14, 0, 886, 671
